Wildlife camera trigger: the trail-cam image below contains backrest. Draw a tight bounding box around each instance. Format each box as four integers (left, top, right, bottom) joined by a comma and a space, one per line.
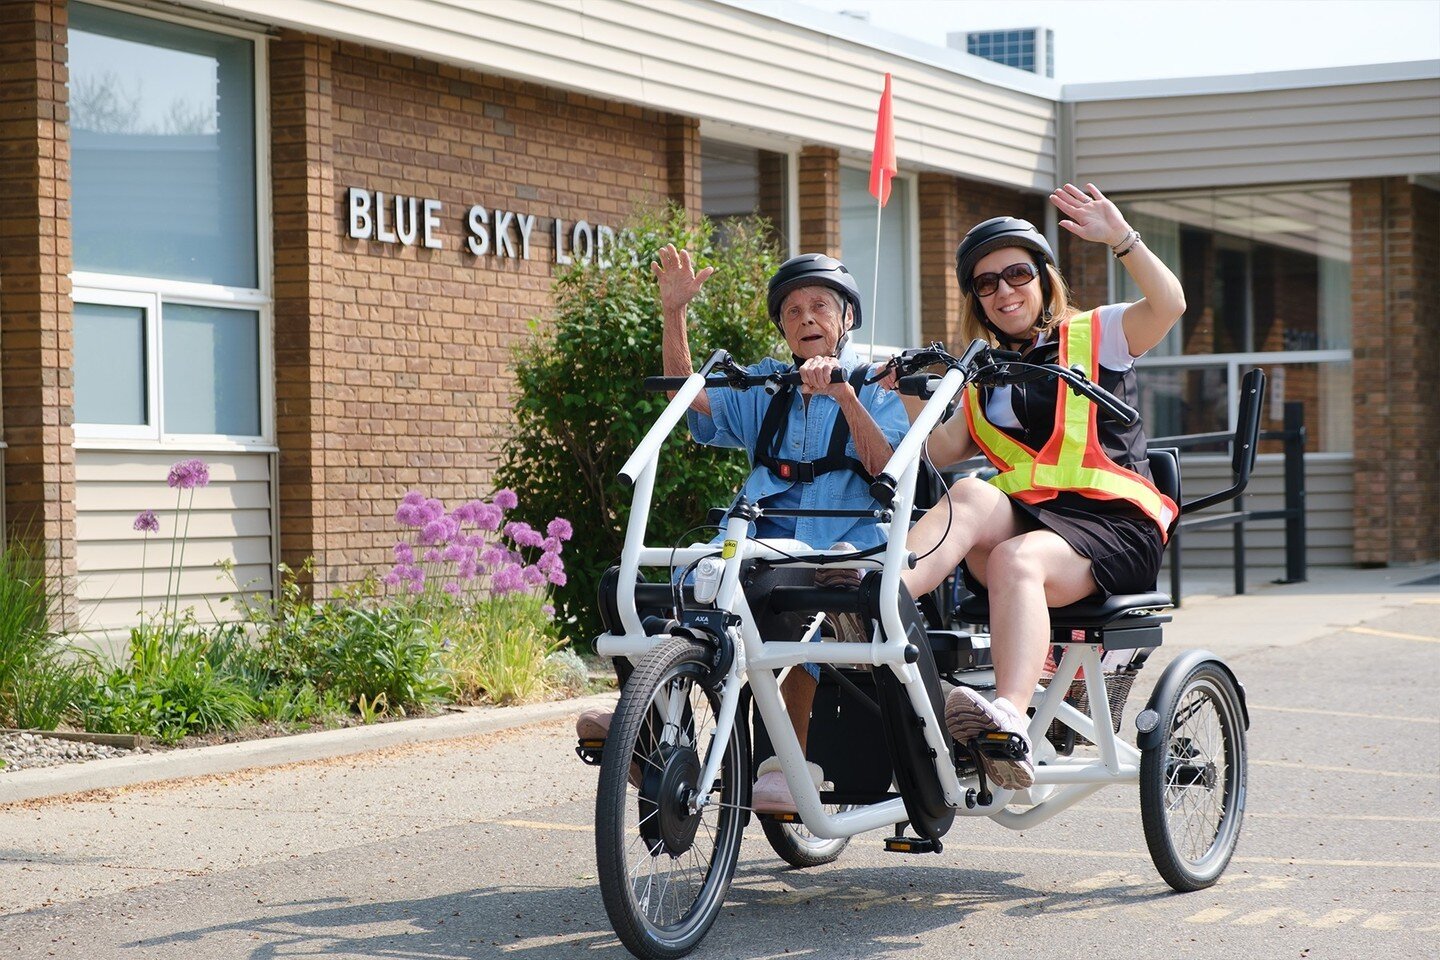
1148, 447, 1181, 543
1232, 368, 1265, 480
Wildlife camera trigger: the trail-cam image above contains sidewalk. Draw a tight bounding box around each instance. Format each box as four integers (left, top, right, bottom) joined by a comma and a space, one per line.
2, 562, 1433, 807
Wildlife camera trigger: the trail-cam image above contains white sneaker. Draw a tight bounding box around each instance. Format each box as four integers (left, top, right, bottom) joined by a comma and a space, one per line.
944, 687, 1034, 790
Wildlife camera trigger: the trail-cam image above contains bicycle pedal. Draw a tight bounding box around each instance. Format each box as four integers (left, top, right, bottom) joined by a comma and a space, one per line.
575, 740, 605, 766
974, 731, 1028, 761
884, 835, 942, 855
757, 811, 801, 823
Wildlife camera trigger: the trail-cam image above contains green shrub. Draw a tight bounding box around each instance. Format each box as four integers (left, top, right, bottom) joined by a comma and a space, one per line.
75, 619, 259, 743
0, 537, 89, 730
496, 205, 782, 640
316, 605, 449, 715
440, 594, 562, 705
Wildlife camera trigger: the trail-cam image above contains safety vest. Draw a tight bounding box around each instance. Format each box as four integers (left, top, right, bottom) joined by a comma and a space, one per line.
961, 310, 1179, 539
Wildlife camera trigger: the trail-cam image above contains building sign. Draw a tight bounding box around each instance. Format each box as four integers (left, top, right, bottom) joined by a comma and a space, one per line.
345, 187, 626, 266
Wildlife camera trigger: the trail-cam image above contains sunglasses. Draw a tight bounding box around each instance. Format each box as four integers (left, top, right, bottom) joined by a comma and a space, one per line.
972, 261, 1038, 297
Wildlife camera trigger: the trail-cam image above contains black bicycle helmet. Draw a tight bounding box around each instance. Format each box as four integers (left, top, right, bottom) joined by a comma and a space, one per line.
953, 216, 1054, 296
767, 253, 863, 331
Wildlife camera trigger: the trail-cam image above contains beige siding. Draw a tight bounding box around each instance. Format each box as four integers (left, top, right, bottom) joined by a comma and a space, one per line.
1162, 456, 1354, 579
74, 450, 275, 630
1070, 71, 1440, 191
184, 0, 1059, 189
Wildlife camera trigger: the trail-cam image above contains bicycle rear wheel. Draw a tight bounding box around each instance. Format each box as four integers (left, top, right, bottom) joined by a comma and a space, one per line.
1139, 661, 1247, 891
595, 637, 747, 960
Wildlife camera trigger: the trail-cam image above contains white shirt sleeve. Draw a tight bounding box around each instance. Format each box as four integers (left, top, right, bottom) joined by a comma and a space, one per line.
1096, 303, 1139, 371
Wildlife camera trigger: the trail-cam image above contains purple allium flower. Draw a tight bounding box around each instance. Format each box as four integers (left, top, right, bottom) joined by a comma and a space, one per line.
541, 604, 556, 618
547, 568, 567, 587
546, 518, 574, 542
474, 503, 503, 531
537, 551, 562, 574
491, 562, 524, 596
167, 458, 210, 490
541, 536, 561, 554
504, 521, 543, 549
423, 498, 446, 521
423, 547, 443, 563
395, 503, 426, 527
133, 509, 159, 534
458, 560, 478, 581
402, 490, 426, 506
521, 564, 546, 587
404, 564, 425, 584
442, 581, 462, 596
420, 519, 450, 545
382, 568, 403, 587
494, 489, 518, 510
442, 543, 469, 563
406, 579, 423, 594
393, 542, 415, 563
480, 545, 507, 567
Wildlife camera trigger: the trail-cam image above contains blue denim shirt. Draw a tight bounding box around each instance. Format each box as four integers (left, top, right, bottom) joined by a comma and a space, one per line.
686, 346, 909, 549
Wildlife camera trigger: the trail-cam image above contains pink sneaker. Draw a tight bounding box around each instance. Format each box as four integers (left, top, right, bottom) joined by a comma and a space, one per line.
945, 687, 1034, 790
576, 709, 612, 742
751, 756, 828, 815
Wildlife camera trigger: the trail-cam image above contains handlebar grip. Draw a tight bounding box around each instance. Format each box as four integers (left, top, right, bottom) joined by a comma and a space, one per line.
772, 368, 847, 386
1095, 394, 1141, 427
898, 374, 938, 397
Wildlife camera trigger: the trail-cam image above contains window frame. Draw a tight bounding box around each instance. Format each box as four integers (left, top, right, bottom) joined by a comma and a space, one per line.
838, 161, 919, 360
69, 1, 274, 453
696, 123, 800, 257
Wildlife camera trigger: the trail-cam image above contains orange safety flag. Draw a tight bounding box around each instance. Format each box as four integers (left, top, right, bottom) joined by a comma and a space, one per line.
868, 73, 896, 206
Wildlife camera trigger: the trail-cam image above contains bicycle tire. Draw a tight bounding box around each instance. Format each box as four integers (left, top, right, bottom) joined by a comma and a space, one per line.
1139, 661, 1247, 891
595, 637, 747, 959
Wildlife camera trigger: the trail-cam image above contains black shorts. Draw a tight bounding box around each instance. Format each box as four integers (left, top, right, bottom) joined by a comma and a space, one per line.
964, 492, 1165, 600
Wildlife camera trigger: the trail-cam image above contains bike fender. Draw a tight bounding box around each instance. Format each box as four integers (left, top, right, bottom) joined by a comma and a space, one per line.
1137, 649, 1250, 751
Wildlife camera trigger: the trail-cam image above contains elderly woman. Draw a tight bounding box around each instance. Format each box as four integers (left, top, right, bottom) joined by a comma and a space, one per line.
578, 245, 909, 814
887, 183, 1185, 790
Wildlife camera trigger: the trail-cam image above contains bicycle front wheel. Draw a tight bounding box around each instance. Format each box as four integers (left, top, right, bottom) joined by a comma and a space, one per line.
595, 637, 747, 960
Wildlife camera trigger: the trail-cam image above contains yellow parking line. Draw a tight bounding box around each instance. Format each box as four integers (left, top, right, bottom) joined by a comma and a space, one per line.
1091, 805, 1440, 824
1249, 703, 1439, 725
1253, 759, 1440, 780
1347, 626, 1440, 643
492, 818, 594, 833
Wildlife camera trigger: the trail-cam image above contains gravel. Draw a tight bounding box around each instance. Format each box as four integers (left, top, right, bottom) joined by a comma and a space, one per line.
0, 733, 139, 773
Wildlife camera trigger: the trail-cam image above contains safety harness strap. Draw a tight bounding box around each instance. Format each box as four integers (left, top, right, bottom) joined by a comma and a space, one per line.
754, 365, 874, 484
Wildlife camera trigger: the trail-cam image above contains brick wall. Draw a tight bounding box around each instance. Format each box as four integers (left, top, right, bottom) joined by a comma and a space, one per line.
797, 145, 839, 257
0, 0, 76, 623
310, 43, 673, 587
1352, 178, 1440, 565
270, 32, 335, 587
917, 175, 1043, 346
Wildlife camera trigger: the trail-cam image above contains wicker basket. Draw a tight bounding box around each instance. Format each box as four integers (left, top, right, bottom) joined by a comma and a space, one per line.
1041, 666, 1140, 750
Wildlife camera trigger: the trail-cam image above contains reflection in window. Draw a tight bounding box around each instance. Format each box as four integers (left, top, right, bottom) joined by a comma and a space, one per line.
700, 140, 789, 251
1118, 186, 1352, 357
839, 167, 911, 351
162, 304, 261, 436
70, 2, 256, 287
75, 303, 147, 426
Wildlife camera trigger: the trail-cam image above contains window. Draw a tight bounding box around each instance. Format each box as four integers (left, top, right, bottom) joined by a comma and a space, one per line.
70, 2, 268, 444
839, 167, 914, 355
1116, 185, 1353, 453
700, 139, 791, 252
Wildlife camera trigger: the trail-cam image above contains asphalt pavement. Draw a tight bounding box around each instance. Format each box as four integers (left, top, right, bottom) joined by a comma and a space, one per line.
0, 563, 1435, 959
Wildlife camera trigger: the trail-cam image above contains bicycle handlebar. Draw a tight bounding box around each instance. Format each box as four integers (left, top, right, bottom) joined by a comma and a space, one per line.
643, 367, 846, 393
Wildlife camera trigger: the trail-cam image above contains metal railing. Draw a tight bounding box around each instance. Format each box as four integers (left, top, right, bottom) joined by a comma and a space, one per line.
1157, 401, 1307, 603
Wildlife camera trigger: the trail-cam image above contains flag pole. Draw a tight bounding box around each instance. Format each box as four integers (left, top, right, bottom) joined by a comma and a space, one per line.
866, 73, 896, 359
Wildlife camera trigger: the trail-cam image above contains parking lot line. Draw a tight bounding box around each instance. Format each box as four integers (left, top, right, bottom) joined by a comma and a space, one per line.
1248, 703, 1439, 724
1346, 626, 1440, 643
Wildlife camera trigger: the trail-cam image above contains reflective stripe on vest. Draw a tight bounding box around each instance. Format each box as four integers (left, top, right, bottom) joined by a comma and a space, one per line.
961, 311, 1178, 539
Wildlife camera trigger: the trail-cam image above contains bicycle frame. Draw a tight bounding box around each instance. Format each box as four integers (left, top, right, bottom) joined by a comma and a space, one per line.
597, 357, 1145, 842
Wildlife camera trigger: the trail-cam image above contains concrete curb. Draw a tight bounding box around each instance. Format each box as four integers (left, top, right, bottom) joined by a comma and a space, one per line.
0, 691, 619, 806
